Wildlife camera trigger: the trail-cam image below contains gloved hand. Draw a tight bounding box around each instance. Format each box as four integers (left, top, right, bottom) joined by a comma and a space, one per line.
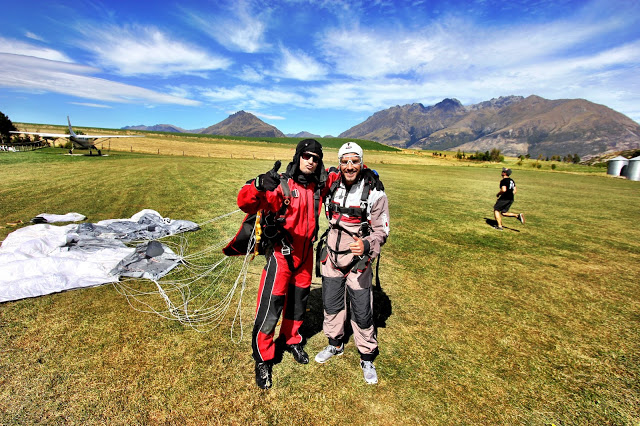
255, 160, 281, 191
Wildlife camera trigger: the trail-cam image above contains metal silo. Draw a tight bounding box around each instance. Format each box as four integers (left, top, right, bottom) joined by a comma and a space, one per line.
607, 156, 629, 176
625, 156, 640, 181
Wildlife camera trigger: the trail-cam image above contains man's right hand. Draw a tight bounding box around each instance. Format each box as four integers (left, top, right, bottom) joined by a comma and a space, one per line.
255, 160, 281, 191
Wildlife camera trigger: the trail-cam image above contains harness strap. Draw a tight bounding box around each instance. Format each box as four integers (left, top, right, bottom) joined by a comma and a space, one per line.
315, 229, 328, 277
276, 176, 291, 221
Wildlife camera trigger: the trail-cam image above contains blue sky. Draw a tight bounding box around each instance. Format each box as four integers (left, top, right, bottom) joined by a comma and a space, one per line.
0, 0, 638, 137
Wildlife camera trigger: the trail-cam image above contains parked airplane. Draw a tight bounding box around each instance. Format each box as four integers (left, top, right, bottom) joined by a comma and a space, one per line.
10, 116, 140, 155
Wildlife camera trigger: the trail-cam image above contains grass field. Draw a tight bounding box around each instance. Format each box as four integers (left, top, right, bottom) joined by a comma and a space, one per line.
0, 144, 638, 424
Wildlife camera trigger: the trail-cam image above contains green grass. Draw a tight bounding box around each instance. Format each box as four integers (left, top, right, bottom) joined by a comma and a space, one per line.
0, 148, 638, 424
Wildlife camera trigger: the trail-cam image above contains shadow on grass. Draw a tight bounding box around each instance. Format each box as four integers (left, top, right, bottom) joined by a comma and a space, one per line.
296, 280, 393, 354
484, 217, 521, 232
271, 270, 393, 365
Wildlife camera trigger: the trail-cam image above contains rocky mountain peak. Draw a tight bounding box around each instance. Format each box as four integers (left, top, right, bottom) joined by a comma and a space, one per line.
200, 111, 285, 138
434, 98, 463, 111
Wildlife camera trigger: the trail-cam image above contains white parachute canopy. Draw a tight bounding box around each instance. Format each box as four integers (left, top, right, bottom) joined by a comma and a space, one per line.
0, 209, 254, 337
0, 210, 195, 302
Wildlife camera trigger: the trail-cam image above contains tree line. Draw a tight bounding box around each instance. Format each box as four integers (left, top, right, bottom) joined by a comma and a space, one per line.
432, 148, 581, 164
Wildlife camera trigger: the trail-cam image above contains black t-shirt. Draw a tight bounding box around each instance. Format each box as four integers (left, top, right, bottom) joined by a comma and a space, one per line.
499, 177, 515, 200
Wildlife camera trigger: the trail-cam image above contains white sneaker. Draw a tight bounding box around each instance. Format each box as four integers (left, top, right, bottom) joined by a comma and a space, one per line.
518, 213, 525, 224
360, 360, 378, 384
314, 344, 344, 363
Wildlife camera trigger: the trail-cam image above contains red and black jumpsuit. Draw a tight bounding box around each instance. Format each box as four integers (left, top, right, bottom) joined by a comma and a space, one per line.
237, 177, 321, 363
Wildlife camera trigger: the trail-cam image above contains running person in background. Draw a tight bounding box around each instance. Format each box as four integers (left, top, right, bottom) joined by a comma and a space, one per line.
236, 139, 326, 389
493, 167, 525, 230
315, 142, 390, 385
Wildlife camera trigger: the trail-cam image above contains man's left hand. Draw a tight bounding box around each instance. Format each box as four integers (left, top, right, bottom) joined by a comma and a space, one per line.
349, 237, 365, 256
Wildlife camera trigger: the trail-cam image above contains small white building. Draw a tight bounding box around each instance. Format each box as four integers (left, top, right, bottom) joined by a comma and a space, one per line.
625, 156, 640, 181
607, 156, 629, 177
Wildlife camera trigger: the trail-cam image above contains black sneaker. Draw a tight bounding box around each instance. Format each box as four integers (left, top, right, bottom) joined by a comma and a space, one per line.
286, 343, 309, 364
517, 213, 525, 224
255, 361, 273, 389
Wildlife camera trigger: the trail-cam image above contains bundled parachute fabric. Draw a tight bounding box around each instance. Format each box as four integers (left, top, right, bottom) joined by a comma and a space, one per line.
112, 241, 182, 280
31, 212, 87, 224
0, 210, 199, 303
86, 209, 199, 241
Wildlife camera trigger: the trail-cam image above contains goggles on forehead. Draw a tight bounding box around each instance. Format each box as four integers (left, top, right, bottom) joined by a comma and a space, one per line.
340, 156, 361, 166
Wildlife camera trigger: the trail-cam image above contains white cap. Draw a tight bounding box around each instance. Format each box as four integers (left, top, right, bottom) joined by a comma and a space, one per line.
338, 142, 363, 161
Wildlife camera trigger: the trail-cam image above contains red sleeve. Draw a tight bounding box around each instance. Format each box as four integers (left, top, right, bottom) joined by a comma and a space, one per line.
321, 170, 341, 198
237, 179, 284, 214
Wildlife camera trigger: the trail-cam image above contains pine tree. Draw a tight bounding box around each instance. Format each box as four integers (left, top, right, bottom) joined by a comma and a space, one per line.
0, 111, 17, 143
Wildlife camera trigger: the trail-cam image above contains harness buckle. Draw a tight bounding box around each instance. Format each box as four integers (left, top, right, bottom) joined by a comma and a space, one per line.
281, 244, 291, 256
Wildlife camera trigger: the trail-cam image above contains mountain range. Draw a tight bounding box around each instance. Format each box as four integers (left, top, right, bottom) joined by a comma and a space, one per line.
339, 95, 640, 159
123, 96, 640, 159
122, 124, 191, 133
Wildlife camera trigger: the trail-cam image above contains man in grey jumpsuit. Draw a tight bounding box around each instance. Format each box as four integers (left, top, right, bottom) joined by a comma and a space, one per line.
314, 142, 390, 385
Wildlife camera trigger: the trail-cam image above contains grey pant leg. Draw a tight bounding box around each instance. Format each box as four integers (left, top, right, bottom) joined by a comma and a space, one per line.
321, 262, 347, 345
346, 266, 378, 359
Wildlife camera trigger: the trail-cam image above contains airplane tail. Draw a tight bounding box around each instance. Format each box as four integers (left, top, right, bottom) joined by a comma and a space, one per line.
67, 116, 77, 137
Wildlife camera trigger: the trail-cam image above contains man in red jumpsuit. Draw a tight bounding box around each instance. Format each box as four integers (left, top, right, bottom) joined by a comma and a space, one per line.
236, 139, 325, 389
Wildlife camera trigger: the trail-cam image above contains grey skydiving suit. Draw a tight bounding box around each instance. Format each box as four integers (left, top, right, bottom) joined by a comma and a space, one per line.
320, 172, 390, 361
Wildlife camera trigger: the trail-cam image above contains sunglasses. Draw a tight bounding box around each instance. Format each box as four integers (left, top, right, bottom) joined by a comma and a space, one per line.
301, 152, 320, 163
340, 157, 361, 166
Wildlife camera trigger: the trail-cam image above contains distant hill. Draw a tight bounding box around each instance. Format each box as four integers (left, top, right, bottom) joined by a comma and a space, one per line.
122, 124, 187, 133
285, 131, 322, 139
339, 95, 640, 159
200, 111, 285, 138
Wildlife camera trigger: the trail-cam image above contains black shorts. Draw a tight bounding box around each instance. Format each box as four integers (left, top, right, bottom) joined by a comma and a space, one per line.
494, 198, 513, 213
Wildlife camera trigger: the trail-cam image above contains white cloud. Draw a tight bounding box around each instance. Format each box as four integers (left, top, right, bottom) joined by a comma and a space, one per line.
248, 111, 285, 120
318, 10, 635, 79
0, 37, 72, 62
70, 102, 112, 108
199, 84, 307, 110
183, 1, 268, 53
201, 86, 249, 102
271, 46, 328, 81
25, 32, 45, 42
0, 53, 201, 106
239, 65, 265, 82
77, 25, 232, 76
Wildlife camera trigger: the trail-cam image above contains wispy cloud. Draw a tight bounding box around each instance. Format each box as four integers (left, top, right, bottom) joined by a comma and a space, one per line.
0, 53, 201, 106
77, 25, 232, 77
248, 111, 285, 120
200, 84, 307, 109
271, 46, 328, 81
0, 37, 72, 62
70, 102, 112, 108
239, 65, 265, 83
320, 27, 437, 78
24, 32, 45, 42
318, 11, 631, 80
182, 0, 268, 53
